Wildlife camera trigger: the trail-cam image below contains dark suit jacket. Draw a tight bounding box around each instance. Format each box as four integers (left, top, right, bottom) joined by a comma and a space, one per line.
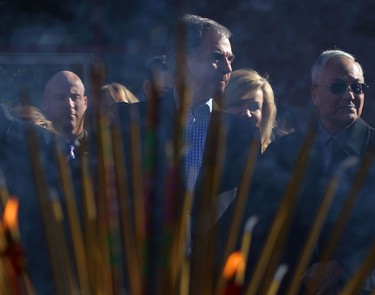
114, 92, 260, 206
245, 117, 375, 293
113, 92, 260, 284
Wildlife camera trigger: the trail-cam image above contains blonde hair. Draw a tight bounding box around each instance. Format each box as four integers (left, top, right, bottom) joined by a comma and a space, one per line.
223, 69, 277, 152
101, 82, 138, 104
10, 105, 58, 133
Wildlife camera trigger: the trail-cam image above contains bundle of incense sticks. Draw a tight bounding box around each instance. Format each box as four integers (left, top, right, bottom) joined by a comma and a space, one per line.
2, 63, 375, 295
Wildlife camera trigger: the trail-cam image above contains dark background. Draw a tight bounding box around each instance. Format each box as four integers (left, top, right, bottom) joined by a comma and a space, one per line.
0, 0, 374, 127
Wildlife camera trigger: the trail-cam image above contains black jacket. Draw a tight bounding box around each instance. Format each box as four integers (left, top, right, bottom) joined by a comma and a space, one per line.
245, 117, 375, 293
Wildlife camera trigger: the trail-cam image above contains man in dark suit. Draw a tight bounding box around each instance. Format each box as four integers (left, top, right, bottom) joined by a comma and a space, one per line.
246, 49, 375, 294
43, 70, 88, 159
114, 14, 259, 292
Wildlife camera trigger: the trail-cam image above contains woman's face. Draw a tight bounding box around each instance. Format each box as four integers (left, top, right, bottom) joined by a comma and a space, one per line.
226, 88, 264, 127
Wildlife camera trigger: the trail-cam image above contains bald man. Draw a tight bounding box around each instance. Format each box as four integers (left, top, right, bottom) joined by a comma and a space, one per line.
43, 71, 88, 156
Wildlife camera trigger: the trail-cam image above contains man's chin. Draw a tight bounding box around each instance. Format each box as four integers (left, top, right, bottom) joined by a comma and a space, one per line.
61, 125, 76, 138
342, 110, 359, 121
337, 114, 358, 129
212, 86, 225, 99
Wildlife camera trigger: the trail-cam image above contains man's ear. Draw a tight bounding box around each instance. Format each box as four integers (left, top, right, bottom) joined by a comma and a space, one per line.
311, 86, 319, 107
83, 95, 88, 108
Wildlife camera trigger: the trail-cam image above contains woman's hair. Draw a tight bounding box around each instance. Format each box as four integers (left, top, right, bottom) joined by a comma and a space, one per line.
223, 69, 277, 152
10, 105, 58, 133
101, 82, 139, 104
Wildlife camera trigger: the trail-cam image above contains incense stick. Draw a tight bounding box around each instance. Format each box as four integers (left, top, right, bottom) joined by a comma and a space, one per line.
340, 240, 375, 294
170, 190, 193, 289
307, 148, 375, 292
55, 142, 91, 295
265, 264, 288, 295
189, 110, 228, 295
79, 152, 98, 293
129, 106, 146, 283
0, 169, 9, 211
26, 130, 66, 295
319, 149, 375, 261
49, 188, 77, 294
285, 157, 358, 295
235, 216, 259, 285
215, 136, 259, 295
111, 123, 142, 295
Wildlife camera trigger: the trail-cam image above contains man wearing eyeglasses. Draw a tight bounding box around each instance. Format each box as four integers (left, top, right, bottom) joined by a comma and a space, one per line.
311, 50, 367, 134
310, 50, 371, 176
303, 50, 375, 294
244, 49, 375, 294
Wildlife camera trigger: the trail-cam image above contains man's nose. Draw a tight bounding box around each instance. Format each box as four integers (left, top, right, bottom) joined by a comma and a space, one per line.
67, 97, 75, 108
222, 57, 232, 74
343, 87, 356, 100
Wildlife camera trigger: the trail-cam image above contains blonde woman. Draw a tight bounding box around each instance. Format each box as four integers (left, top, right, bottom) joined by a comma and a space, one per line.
10, 105, 58, 134
222, 69, 277, 152
100, 82, 139, 118
101, 82, 138, 104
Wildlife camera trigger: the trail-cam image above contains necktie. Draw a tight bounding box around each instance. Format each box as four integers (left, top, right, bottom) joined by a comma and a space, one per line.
184, 104, 210, 190
323, 137, 338, 172
66, 144, 76, 161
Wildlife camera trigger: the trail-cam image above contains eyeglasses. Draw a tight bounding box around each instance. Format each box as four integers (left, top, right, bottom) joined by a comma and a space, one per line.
321, 82, 369, 95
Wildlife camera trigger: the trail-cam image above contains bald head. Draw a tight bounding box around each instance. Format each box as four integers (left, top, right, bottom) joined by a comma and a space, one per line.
43, 71, 87, 141
45, 71, 85, 94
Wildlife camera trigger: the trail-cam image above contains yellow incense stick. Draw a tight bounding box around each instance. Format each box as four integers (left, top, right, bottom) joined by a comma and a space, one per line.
340, 240, 375, 295
80, 153, 98, 293
0, 169, 9, 210
215, 137, 259, 295
111, 123, 143, 295
235, 216, 259, 285
26, 131, 66, 295
55, 143, 91, 295
170, 190, 193, 288
189, 110, 228, 295
49, 188, 77, 293
265, 264, 289, 295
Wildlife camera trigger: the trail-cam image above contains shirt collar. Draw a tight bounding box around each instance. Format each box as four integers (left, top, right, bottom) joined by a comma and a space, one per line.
73, 129, 88, 147
317, 119, 364, 154
173, 87, 213, 113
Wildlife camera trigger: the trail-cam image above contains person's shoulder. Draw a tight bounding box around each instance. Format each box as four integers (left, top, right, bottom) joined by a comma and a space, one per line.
266, 130, 304, 152
211, 111, 261, 143
259, 130, 307, 170
112, 101, 148, 122
364, 118, 375, 134
352, 118, 375, 149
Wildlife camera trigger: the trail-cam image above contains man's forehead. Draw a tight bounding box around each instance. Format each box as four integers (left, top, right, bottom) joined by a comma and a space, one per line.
46, 79, 84, 93
323, 57, 363, 79
199, 31, 232, 51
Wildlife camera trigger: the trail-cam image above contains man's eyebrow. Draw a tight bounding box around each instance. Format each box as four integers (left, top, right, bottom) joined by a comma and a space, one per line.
212, 51, 235, 61
228, 54, 235, 61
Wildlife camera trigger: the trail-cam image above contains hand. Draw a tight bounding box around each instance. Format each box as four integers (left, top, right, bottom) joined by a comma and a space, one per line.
302, 259, 343, 294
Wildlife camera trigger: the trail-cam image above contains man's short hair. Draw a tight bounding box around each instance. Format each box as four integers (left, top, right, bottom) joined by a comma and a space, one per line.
311, 49, 363, 85
167, 14, 231, 74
